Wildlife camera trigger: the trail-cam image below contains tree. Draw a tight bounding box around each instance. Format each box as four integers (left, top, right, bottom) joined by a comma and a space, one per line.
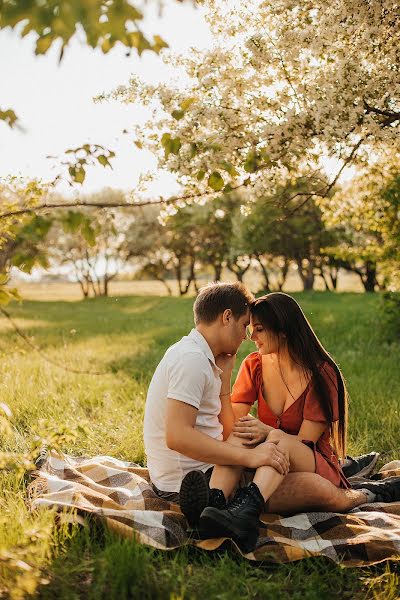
117, 0, 399, 212
124, 205, 175, 295
322, 156, 400, 291
0, 178, 51, 302
48, 190, 133, 297
125, 204, 200, 296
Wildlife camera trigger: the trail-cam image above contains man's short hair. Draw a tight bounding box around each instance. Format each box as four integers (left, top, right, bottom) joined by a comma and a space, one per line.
193, 282, 254, 325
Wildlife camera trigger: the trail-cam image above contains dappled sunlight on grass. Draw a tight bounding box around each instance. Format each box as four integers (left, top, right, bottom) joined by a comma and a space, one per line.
0, 292, 399, 598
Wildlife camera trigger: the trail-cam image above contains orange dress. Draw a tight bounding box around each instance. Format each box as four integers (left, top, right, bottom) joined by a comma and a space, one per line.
231, 352, 350, 489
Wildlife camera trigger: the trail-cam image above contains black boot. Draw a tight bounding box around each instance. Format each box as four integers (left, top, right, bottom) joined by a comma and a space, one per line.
199, 483, 265, 553
179, 470, 226, 528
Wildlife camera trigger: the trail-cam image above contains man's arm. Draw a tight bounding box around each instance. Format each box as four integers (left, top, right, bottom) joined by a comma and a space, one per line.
166, 398, 289, 473
219, 397, 249, 439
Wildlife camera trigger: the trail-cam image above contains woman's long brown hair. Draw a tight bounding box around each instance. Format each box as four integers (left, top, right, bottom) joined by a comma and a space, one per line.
250, 292, 348, 458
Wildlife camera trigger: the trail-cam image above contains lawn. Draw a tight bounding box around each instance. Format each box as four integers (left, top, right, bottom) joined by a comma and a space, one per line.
0, 292, 399, 599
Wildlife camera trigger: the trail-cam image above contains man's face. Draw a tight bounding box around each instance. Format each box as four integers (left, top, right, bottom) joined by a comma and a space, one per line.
225, 309, 250, 354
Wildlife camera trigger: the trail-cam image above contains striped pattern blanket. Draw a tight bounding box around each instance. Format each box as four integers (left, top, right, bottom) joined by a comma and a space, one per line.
27, 452, 400, 566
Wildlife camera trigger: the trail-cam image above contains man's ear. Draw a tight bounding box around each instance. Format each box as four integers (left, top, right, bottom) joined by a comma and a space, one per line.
222, 308, 232, 325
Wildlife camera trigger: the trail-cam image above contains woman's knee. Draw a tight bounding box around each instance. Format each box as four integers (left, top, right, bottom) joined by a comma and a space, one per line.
267, 429, 285, 444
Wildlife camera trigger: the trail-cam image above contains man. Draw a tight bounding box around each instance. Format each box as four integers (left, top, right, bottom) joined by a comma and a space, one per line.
144, 282, 290, 501
144, 282, 394, 551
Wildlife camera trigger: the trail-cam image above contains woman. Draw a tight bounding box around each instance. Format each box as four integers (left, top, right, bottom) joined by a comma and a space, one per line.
229, 291, 349, 489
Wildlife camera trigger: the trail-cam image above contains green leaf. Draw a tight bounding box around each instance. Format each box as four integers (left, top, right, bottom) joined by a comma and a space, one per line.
81, 223, 96, 246
171, 110, 184, 121
170, 138, 181, 155
7, 287, 21, 302
180, 98, 196, 111
0, 108, 18, 128
244, 150, 260, 173
97, 155, 109, 167
101, 37, 114, 53
127, 31, 151, 55
74, 167, 86, 184
62, 211, 85, 233
161, 134, 172, 159
190, 143, 198, 159
0, 290, 12, 305
220, 162, 239, 177
208, 171, 224, 192
35, 34, 54, 55
197, 169, 206, 181
153, 35, 169, 53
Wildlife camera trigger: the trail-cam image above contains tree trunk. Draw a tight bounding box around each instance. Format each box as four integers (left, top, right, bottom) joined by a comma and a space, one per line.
103, 275, 109, 297
226, 259, 251, 282
213, 263, 223, 281
362, 261, 378, 292
319, 267, 332, 291
297, 258, 315, 291
77, 277, 89, 298
255, 254, 271, 292
181, 256, 196, 295
192, 272, 200, 294
327, 265, 338, 290
154, 275, 172, 296
276, 259, 289, 291
174, 259, 184, 295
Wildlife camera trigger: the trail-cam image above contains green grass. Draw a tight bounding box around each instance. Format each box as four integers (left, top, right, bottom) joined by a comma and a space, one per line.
0, 292, 399, 599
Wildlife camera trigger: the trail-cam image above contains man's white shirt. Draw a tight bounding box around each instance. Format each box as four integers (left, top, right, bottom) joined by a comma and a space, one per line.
143, 329, 223, 492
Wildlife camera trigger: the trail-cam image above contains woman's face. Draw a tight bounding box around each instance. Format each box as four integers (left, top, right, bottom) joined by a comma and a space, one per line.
249, 316, 280, 355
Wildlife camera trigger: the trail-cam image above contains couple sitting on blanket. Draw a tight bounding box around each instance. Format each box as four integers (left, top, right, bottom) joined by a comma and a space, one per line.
144, 282, 400, 552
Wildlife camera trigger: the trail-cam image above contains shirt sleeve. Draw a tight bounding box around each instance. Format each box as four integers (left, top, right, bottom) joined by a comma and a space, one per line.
303, 362, 339, 423
231, 352, 260, 406
167, 352, 208, 409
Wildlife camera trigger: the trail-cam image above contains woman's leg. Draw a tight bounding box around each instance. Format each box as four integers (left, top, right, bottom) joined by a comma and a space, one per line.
253, 429, 316, 502
208, 432, 246, 499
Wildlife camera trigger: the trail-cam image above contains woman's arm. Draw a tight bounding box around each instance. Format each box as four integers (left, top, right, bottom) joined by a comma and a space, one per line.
267, 419, 326, 445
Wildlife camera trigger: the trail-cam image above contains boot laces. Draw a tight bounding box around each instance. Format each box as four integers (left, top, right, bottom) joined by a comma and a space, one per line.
228, 487, 250, 511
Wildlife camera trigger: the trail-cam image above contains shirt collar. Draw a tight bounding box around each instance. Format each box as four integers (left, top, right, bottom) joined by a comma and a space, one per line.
188, 329, 222, 374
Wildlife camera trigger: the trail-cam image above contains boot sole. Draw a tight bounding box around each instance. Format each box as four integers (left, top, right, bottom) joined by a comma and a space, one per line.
199, 507, 258, 553
356, 452, 380, 478
179, 470, 209, 528
344, 452, 380, 479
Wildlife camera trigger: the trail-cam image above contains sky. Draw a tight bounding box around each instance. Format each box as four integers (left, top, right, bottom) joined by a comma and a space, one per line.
0, 1, 212, 198
0, 2, 356, 202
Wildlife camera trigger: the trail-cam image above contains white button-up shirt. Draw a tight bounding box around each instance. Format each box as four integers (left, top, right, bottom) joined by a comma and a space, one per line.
143, 329, 223, 492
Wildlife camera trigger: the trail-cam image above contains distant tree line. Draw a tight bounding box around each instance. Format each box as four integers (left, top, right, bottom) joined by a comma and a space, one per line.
2, 164, 397, 299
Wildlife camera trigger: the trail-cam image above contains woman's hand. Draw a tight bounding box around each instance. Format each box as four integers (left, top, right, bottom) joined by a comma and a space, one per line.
232, 415, 274, 446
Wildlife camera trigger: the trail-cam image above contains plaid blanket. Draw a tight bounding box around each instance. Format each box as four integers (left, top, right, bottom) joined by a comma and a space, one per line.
27, 451, 400, 566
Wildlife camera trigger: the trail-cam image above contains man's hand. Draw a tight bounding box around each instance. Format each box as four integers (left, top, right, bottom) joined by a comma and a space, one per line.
245, 441, 290, 475
215, 353, 236, 375
232, 415, 274, 446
